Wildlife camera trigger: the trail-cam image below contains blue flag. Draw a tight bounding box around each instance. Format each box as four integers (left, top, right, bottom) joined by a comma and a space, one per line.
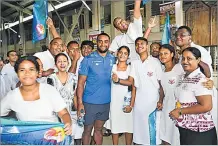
161, 12, 171, 44
148, 108, 157, 145
0, 118, 72, 145
32, 0, 48, 43
143, 0, 151, 5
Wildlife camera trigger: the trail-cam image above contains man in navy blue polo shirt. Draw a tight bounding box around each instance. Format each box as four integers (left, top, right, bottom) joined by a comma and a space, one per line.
77, 33, 115, 145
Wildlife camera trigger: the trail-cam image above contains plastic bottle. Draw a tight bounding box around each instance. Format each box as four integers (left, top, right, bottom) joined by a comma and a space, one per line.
123, 86, 132, 112
77, 109, 85, 127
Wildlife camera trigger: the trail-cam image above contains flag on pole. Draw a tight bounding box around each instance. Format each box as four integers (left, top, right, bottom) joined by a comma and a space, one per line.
143, 0, 151, 5
161, 12, 171, 44
32, 0, 48, 43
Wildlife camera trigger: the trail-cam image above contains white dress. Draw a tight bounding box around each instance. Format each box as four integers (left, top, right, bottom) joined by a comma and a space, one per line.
0, 83, 66, 123
130, 56, 163, 145
159, 64, 184, 145
110, 64, 133, 134
47, 73, 83, 139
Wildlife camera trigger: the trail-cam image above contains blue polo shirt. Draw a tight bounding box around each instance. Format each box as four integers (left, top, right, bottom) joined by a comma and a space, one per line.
79, 51, 115, 104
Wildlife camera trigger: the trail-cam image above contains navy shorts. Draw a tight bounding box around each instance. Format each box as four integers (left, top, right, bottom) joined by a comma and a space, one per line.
83, 102, 110, 125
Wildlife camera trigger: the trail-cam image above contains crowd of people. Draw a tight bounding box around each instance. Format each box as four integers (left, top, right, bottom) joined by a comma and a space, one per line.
0, 0, 217, 145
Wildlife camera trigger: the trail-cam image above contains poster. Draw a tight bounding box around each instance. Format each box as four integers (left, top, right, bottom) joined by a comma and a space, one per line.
0, 118, 72, 145
88, 31, 100, 49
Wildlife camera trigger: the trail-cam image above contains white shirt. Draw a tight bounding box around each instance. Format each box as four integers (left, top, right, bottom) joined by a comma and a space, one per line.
1, 63, 19, 85
0, 83, 67, 123
109, 17, 143, 61
175, 68, 214, 132
34, 50, 55, 71
0, 72, 14, 100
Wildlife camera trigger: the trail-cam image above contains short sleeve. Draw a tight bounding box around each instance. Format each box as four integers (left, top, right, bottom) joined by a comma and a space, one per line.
0, 92, 12, 116
129, 62, 139, 88
194, 77, 213, 96
155, 61, 163, 81
49, 86, 67, 112
133, 17, 143, 30
109, 36, 120, 52
78, 57, 89, 76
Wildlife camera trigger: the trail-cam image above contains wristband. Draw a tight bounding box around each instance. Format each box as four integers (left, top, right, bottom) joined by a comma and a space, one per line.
115, 78, 120, 83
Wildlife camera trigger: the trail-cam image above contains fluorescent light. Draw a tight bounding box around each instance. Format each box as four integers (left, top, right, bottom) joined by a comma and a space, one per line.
1, 0, 79, 31
81, 0, 91, 11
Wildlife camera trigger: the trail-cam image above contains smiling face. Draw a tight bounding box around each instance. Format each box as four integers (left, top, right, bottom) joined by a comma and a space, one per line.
159, 48, 174, 64
49, 38, 64, 56
17, 60, 38, 86
175, 28, 191, 50
150, 43, 160, 58
135, 39, 148, 55
182, 50, 200, 73
97, 35, 110, 54
117, 47, 129, 62
55, 55, 69, 72
113, 17, 129, 32
81, 45, 93, 57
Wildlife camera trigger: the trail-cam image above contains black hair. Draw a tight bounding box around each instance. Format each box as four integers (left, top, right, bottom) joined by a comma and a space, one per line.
81, 40, 94, 50
54, 53, 69, 64
182, 47, 201, 59
41, 45, 48, 51
14, 56, 40, 73
161, 44, 176, 60
117, 46, 130, 57
178, 26, 192, 36
135, 37, 148, 45
97, 33, 110, 42
67, 41, 79, 49
151, 42, 161, 49
50, 37, 62, 45
7, 50, 16, 57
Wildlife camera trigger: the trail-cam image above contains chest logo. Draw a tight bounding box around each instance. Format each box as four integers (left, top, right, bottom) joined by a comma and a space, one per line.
147, 72, 153, 77
168, 79, 175, 84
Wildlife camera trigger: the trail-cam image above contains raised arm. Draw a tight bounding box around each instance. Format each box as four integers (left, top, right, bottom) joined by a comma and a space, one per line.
144, 16, 157, 39
47, 17, 60, 38
134, 0, 142, 19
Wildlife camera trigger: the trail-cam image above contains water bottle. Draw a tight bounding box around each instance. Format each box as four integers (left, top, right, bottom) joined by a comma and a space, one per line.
123, 86, 132, 112
77, 109, 85, 127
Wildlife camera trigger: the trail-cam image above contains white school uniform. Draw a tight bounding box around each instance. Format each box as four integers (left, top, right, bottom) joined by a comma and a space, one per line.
109, 17, 143, 61
0, 72, 15, 100
110, 65, 133, 133
159, 64, 184, 145
130, 56, 163, 145
1, 63, 19, 86
0, 83, 66, 123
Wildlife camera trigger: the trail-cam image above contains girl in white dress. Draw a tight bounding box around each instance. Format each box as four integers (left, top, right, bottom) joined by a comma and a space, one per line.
111, 46, 136, 145
158, 44, 183, 145
47, 53, 82, 145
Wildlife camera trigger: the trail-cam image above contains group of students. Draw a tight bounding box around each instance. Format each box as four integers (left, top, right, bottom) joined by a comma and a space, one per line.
0, 0, 217, 145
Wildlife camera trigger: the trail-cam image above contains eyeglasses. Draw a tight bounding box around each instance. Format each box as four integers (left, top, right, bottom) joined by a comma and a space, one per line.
175, 32, 190, 38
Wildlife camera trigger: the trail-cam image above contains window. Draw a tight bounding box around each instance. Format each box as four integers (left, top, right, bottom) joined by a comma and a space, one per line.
104, 4, 111, 24
79, 12, 85, 29
89, 10, 92, 28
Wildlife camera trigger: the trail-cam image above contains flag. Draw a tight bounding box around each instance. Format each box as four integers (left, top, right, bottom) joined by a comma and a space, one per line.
32, 0, 48, 43
148, 108, 157, 145
143, 0, 151, 5
0, 118, 72, 145
161, 12, 171, 44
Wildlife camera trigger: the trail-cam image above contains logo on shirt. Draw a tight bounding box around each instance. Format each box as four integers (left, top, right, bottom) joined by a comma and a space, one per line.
147, 72, 153, 77
168, 79, 175, 84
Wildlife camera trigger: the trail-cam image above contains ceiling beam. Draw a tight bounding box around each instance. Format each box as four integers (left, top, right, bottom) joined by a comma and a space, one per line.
1, 1, 32, 16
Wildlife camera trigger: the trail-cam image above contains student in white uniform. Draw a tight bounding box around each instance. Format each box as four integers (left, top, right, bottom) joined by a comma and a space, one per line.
157, 44, 183, 145
0, 56, 72, 135
175, 25, 217, 131
116, 37, 163, 145
109, 0, 143, 61
1, 50, 19, 86
0, 59, 15, 99
170, 47, 217, 145
110, 46, 136, 145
